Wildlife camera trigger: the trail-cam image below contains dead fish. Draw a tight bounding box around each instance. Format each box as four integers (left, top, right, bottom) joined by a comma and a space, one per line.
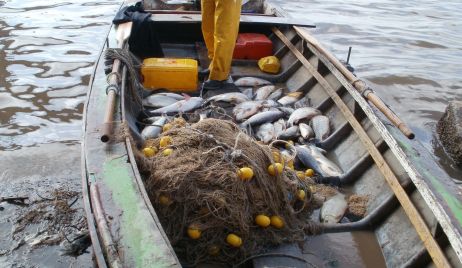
299, 123, 314, 139
273, 118, 286, 138
144, 116, 163, 123
277, 106, 295, 115
239, 87, 254, 99
141, 116, 167, 140
295, 144, 343, 178
294, 93, 311, 109
233, 100, 265, 121
255, 122, 275, 143
278, 125, 299, 140
235, 77, 272, 87
148, 97, 203, 115
262, 99, 280, 108
155, 92, 185, 100
142, 94, 183, 108
320, 193, 348, 224
206, 92, 250, 104
262, 107, 282, 112
277, 92, 303, 106
254, 85, 276, 100
241, 110, 285, 128
287, 107, 321, 126
267, 88, 283, 101
311, 115, 330, 141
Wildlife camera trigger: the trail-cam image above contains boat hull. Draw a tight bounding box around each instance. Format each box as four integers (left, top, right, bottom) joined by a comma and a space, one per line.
82, 1, 462, 267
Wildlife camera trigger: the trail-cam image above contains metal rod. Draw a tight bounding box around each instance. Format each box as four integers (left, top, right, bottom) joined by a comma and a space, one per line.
346, 46, 352, 64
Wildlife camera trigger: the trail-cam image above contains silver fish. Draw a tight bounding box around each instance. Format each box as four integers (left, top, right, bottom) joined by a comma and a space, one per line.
155, 92, 185, 100
233, 100, 265, 121
143, 94, 183, 108
273, 118, 286, 138
267, 88, 283, 100
207, 92, 250, 104
141, 116, 167, 140
299, 123, 314, 139
294, 93, 311, 109
277, 92, 303, 106
295, 144, 343, 178
278, 125, 299, 140
320, 193, 348, 224
262, 99, 280, 108
255, 122, 275, 144
241, 110, 285, 128
311, 115, 330, 141
254, 85, 276, 100
144, 116, 166, 123
287, 107, 321, 126
277, 106, 294, 115
235, 77, 272, 87
262, 107, 282, 112
149, 97, 203, 115
239, 87, 254, 99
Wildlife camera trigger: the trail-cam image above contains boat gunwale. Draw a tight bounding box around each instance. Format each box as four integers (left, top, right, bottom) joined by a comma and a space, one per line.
81, 22, 114, 268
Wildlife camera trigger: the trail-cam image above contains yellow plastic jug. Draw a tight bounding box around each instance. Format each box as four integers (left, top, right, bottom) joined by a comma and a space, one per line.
141, 58, 198, 92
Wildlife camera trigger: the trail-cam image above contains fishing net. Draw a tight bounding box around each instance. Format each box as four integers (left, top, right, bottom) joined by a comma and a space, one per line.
134, 118, 318, 266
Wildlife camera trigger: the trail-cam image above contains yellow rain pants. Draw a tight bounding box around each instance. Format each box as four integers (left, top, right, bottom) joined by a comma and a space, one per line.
201, 0, 242, 81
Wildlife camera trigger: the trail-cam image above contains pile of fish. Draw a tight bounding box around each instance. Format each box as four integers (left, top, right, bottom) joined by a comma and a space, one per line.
139, 76, 350, 224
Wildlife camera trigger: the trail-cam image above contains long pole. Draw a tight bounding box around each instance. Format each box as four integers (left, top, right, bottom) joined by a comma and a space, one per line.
100, 21, 133, 143
294, 26, 415, 139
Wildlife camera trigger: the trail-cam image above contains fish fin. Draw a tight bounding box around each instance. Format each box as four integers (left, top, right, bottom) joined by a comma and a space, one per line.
182, 93, 191, 100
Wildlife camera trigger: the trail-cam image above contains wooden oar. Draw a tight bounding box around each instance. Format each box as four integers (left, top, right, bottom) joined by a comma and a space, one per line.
293, 26, 415, 139
101, 21, 133, 143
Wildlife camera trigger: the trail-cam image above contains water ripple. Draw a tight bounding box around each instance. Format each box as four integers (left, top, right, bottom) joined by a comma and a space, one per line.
0, 0, 119, 150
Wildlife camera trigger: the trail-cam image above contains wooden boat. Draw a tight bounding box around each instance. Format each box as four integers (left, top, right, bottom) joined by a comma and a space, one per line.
82, 1, 462, 267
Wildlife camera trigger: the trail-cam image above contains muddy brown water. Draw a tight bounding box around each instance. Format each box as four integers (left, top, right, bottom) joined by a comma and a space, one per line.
0, 0, 461, 267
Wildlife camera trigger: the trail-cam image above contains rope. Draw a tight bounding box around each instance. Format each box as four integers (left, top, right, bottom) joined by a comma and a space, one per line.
104, 48, 143, 105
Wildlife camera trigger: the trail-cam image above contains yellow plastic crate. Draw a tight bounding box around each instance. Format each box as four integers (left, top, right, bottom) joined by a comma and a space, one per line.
141, 58, 198, 92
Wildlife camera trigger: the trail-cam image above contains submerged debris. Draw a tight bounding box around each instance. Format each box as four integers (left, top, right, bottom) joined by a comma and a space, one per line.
3, 188, 89, 255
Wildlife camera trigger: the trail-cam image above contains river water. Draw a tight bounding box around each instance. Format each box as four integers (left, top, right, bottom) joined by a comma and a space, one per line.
0, 0, 461, 266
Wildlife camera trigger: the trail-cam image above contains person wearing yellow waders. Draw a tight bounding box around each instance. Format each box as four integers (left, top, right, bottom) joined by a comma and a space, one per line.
201, 0, 242, 90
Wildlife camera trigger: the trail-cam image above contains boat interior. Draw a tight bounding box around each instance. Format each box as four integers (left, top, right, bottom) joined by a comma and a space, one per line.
86, 1, 462, 267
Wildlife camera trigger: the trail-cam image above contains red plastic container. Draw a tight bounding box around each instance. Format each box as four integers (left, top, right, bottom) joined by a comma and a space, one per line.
233, 33, 273, 60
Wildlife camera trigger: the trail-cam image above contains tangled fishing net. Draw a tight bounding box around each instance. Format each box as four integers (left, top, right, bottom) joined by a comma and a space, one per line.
135, 118, 318, 266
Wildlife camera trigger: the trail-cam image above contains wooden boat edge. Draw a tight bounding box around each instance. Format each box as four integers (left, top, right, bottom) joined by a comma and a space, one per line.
82, 24, 180, 267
